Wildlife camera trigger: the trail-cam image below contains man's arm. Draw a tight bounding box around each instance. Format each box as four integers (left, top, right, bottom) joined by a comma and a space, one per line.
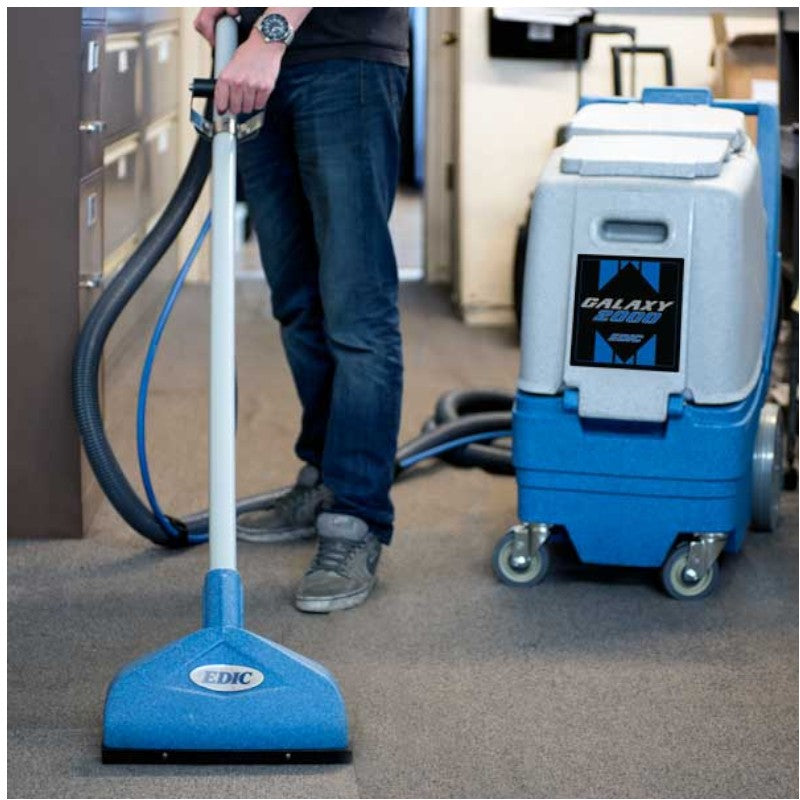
194, 7, 312, 115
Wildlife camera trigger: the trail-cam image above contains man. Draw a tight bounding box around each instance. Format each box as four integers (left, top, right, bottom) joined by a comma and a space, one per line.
194, 8, 408, 613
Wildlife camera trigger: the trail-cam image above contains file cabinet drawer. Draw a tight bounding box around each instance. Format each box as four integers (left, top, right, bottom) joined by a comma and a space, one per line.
144, 115, 179, 221
144, 25, 179, 122
103, 133, 141, 268
79, 170, 104, 303
101, 32, 141, 141
80, 25, 104, 176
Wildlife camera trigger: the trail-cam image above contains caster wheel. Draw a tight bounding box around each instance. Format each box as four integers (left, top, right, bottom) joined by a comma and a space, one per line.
492, 531, 550, 587
661, 543, 720, 600
751, 402, 785, 532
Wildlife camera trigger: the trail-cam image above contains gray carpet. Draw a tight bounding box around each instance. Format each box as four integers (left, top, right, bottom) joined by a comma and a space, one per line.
8, 282, 799, 798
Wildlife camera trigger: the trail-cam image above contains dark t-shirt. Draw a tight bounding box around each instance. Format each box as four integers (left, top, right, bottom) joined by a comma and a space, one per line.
239, 8, 409, 67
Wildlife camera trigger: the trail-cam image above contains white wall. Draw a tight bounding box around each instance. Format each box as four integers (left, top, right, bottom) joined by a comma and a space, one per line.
456, 8, 778, 325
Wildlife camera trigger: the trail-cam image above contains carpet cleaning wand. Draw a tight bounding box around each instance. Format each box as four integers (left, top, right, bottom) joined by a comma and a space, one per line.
101, 15, 350, 764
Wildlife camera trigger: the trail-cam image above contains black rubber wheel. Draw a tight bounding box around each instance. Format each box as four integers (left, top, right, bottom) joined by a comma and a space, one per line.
751, 402, 785, 532
660, 543, 720, 600
492, 530, 550, 587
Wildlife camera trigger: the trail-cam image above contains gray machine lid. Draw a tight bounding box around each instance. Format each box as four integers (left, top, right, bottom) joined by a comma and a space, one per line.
567, 102, 747, 152
560, 134, 732, 178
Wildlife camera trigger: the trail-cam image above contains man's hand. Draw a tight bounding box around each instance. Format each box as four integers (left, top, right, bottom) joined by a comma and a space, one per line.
215, 35, 283, 115
194, 7, 240, 46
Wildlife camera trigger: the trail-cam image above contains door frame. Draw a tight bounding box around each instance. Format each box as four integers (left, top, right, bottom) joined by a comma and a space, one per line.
424, 7, 460, 286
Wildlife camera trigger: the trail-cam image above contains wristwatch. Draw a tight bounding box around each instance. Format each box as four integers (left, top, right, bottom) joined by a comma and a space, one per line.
256, 12, 295, 46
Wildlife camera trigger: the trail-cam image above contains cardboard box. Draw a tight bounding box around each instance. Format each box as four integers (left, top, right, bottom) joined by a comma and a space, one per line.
710, 13, 777, 141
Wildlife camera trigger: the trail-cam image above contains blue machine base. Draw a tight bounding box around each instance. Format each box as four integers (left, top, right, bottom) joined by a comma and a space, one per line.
102, 570, 350, 763
513, 388, 762, 569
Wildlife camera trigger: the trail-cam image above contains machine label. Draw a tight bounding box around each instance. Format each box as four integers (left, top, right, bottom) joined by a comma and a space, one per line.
189, 664, 264, 692
570, 255, 683, 372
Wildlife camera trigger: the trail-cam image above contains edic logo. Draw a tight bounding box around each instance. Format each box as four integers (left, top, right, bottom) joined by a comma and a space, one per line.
189, 664, 265, 692
570, 255, 684, 372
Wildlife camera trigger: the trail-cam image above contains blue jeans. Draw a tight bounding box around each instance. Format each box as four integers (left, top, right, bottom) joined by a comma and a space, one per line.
238, 59, 407, 544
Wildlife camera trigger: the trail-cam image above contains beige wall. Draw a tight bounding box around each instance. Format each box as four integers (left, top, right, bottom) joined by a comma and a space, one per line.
455, 8, 778, 325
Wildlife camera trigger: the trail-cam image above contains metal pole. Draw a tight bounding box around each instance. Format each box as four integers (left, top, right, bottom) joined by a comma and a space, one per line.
208, 15, 238, 571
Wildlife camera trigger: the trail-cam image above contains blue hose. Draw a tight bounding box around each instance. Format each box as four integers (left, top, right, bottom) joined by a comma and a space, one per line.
137, 213, 212, 542
136, 212, 508, 538
397, 430, 511, 470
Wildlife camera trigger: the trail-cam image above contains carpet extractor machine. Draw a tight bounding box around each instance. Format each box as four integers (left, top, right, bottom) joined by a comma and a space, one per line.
75, 17, 350, 764
392, 87, 786, 599
491, 87, 783, 599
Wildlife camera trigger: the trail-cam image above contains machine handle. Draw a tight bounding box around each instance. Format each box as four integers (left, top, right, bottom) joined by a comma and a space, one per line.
640, 86, 712, 106
575, 23, 636, 103
576, 23, 637, 61
599, 219, 669, 245
188, 77, 265, 142
578, 23, 637, 39
611, 46, 674, 97
190, 77, 216, 99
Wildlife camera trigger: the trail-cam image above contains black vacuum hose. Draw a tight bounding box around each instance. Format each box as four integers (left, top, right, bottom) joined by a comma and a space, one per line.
394, 389, 515, 478
433, 389, 514, 473
72, 138, 212, 546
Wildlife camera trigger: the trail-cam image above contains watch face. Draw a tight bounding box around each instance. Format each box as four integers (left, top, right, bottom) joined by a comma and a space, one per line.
261, 13, 289, 41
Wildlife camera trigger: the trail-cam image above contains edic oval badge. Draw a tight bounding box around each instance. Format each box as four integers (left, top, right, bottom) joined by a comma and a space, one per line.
189, 664, 265, 692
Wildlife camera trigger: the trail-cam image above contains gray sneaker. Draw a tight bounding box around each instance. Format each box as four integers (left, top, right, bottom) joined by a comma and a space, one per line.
237, 465, 332, 543
294, 513, 382, 613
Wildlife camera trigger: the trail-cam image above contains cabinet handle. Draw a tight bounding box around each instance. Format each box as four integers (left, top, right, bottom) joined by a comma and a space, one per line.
79, 273, 104, 290
87, 39, 101, 73
86, 193, 98, 227
79, 120, 106, 134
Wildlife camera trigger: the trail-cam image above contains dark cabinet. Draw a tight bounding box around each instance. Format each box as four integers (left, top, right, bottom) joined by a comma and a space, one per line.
8, 7, 182, 539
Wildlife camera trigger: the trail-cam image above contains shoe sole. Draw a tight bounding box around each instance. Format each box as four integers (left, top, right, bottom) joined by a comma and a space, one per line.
236, 525, 317, 544
294, 579, 376, 614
